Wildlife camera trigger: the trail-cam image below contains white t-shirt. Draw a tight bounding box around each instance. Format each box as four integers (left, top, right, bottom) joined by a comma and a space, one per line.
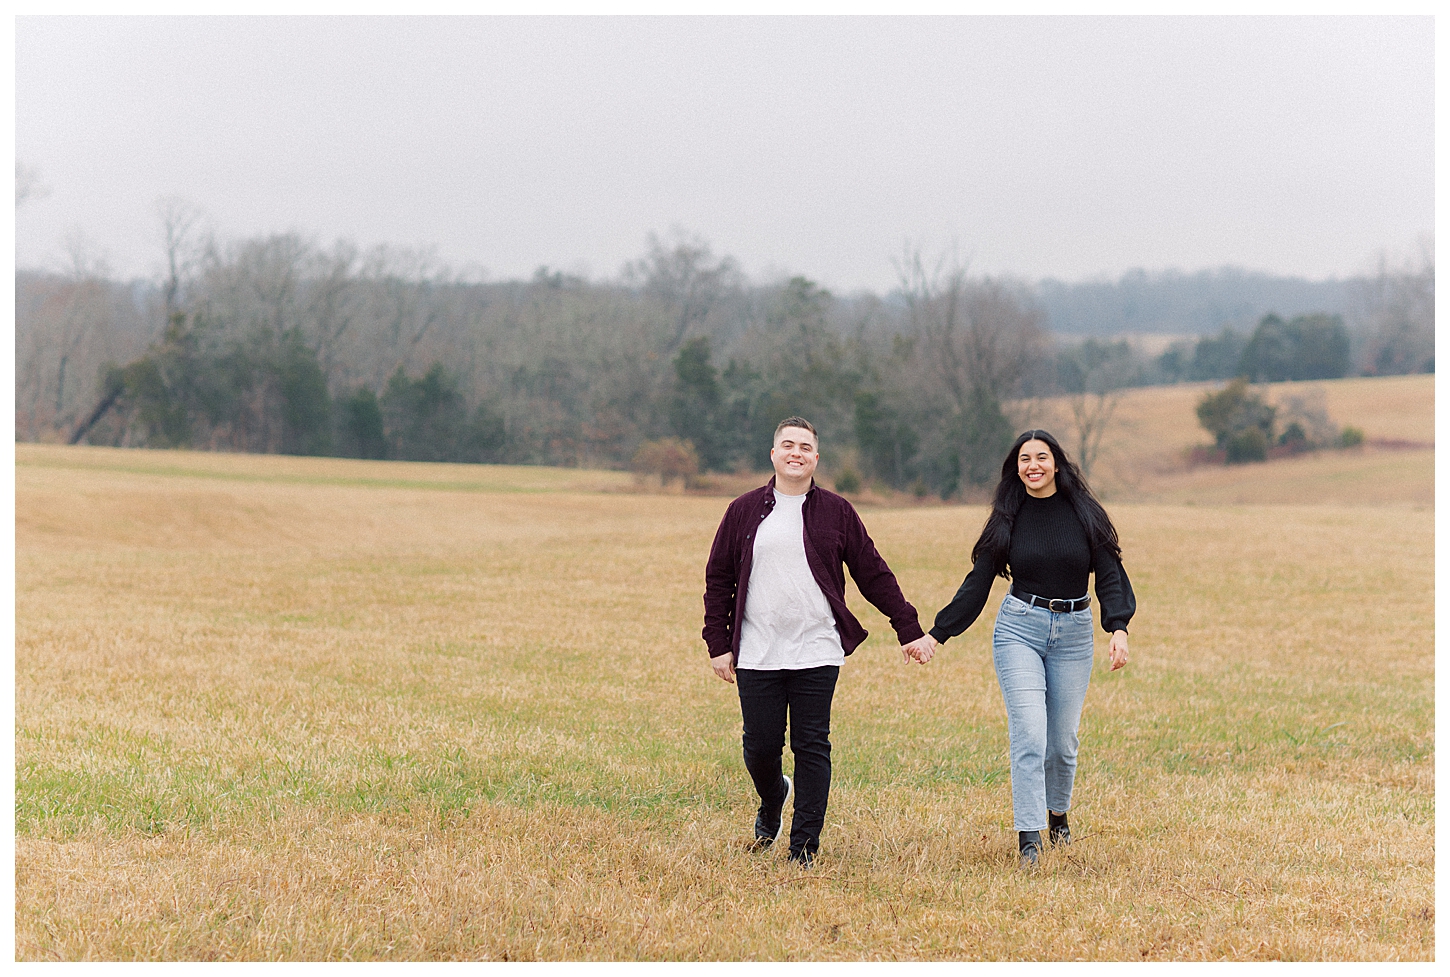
736, 489, 846, 670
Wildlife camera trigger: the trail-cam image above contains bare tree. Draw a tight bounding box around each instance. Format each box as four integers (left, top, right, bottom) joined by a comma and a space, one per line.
10, 233, 120, 440
55, 207, 197, 447
305, 240, 361, 384
626, 228, 740, 353
16, 160, 48, 207
894, 246, 1049, 487
54, 235, 108, 420
1068, 386, 1122, 482
1061, 339, 1144, 481
361, 246, 448, 386
155, 197, 204, 323
1275, 387, 1338, 446
895, 246, 1045, 409
1353, 241, 1435, 375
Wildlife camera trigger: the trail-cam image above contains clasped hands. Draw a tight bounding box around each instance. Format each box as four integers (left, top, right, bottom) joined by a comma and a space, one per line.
903, 631, 1129, 668
900, 634, 938, 664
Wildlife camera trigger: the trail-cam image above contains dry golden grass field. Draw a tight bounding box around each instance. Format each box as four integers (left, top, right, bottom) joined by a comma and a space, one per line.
14, 376, 1434, 960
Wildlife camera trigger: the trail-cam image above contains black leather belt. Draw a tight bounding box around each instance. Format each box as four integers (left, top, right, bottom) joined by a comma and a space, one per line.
1011, 585, 1090, 613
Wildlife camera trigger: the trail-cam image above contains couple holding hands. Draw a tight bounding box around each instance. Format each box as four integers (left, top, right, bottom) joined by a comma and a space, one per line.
703, 417, 1134, 868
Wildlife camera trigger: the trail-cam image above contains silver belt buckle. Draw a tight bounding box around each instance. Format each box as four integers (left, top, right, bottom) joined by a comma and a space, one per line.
1048, 598, 1071, 613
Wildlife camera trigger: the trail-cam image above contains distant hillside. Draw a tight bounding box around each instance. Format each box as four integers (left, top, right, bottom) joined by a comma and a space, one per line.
1036, 268, 1355, 337
1018, 373, 1432, 506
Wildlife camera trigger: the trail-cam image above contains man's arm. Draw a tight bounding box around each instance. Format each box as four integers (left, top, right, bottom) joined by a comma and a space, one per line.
702, 503, 741, 663
840, 506, 925, 645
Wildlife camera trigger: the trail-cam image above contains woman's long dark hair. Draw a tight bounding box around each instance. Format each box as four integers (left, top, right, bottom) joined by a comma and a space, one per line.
970, 429, 1121, 578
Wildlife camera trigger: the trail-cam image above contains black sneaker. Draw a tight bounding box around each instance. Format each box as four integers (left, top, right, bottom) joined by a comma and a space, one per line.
1018, 830, 1042, 867
1048, 811, 1070, 846
753, 775, 792, 848
787, 848, 815, 869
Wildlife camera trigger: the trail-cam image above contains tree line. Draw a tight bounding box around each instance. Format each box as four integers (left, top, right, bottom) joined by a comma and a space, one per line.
1051, 273, 1431, 398
15, 212, 1433, 497
21, 219, 1057, 497
1037, 266, 1356, 337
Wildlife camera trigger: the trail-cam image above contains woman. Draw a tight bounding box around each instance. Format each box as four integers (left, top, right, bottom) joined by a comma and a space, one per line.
911, 430, 1134, 866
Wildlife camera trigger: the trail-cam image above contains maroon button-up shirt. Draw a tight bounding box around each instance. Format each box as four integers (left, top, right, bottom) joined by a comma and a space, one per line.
702, 477, 925, 662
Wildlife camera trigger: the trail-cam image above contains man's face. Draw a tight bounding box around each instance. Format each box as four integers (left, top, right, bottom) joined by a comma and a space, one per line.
771, 426, 819, 484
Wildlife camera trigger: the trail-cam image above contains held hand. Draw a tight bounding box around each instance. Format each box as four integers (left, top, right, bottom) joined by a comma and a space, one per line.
710, 652, 737, 684
902, 634, 938, 664
1108, 630, 1129, 670
899, 637, 922, 663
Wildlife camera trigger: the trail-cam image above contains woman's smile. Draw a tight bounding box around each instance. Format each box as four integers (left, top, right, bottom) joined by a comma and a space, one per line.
1017, 439, 1058, 497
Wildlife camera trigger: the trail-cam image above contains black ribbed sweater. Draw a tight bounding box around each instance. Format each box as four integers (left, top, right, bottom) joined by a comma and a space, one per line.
928, 490, 1133, 643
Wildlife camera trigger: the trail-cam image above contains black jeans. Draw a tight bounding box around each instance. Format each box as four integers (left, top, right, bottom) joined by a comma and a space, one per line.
736, 665, 840, 857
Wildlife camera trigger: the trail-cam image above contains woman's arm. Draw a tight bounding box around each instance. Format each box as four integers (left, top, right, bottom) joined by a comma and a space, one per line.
1092, 546, 1135, 635
1094, 546, 1132, 671
928, 552, 997, 644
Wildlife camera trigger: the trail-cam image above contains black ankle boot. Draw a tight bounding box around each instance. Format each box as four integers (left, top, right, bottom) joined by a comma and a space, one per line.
1018, 830, 1041, 866
1048, 811, 1070, 846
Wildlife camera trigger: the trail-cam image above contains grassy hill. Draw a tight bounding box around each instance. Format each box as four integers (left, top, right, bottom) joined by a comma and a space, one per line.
1016, 374, 1432, 506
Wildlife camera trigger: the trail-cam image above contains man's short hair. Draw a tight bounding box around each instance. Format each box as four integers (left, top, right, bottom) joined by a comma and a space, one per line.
774, 416, 818, 442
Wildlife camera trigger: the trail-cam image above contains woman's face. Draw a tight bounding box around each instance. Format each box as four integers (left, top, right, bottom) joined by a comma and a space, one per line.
1017, 439, 1057, 497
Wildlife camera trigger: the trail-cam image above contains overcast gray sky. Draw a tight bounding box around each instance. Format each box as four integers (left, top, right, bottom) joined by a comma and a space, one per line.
14, 15, 1434, 292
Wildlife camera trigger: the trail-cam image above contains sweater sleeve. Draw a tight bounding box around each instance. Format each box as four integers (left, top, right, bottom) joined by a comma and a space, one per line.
929, 552, 996, 644
701, 504, 741, 659
1092, 547, 1135, 634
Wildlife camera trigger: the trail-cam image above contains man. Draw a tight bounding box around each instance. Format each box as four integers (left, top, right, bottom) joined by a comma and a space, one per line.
702, 416, 935, 866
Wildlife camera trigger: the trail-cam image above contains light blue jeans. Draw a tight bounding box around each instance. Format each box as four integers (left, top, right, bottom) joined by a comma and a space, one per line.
992, 593, 1096, 832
